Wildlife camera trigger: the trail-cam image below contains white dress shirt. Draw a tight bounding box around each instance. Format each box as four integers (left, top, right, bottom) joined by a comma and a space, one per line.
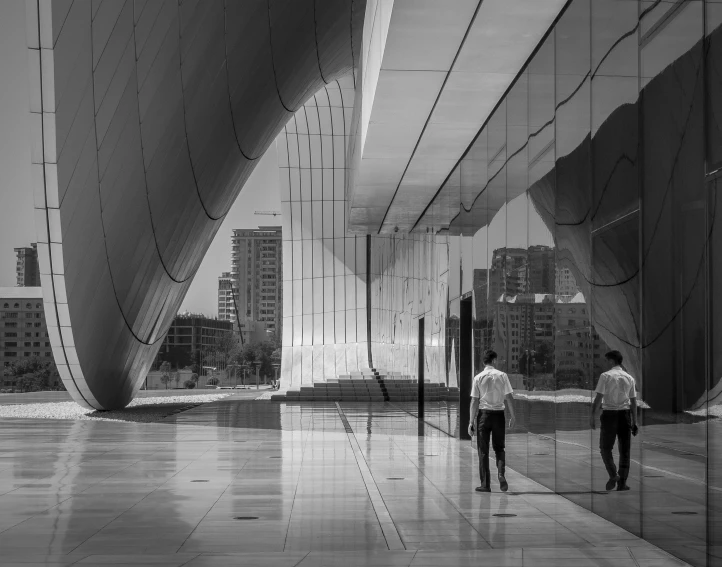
594, 366, 637, 410
471, 365, 513, 411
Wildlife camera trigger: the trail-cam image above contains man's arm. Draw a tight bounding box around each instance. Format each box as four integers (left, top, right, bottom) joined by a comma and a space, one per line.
468, 398, 480, 437
630, 398, 638, 428
504, 393, 516, 429
590, 392, 603, 429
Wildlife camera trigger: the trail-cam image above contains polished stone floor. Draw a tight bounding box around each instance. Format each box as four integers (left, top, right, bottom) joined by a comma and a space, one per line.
0, 398, 689, 566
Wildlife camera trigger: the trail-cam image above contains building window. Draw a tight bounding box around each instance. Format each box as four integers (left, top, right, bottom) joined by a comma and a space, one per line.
2, 303, 7, 308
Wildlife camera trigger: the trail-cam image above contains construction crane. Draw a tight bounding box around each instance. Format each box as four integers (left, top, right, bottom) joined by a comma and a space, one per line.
254, 210, 281, 217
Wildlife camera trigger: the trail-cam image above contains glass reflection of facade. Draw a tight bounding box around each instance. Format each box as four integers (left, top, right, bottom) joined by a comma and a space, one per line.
389, 1, 720, 565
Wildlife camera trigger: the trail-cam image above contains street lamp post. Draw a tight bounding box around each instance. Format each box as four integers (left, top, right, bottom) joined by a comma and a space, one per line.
272, 363, 280, 389
253, 360, 262, 390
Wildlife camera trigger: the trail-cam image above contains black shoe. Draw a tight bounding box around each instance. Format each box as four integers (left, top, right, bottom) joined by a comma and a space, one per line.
606, 475, 620, 491
617, 480, 630, 491
498, 474, 508, 492
475, 486, 491, 493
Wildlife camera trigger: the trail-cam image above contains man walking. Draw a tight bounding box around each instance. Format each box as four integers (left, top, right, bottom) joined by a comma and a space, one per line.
590, 350, 638, 491
468, 350, 516, 493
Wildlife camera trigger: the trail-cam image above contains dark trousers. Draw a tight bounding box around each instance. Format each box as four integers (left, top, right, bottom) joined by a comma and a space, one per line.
599, 410, 632, 482
476, 410, 506, 488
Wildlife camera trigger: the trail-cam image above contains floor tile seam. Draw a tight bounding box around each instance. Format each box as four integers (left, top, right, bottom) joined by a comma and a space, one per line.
175, 448, 258, 552
335, 403, 405, 551
626, 546, 643, 567
387, 436, 491, 546
292, 551, 312, 566
282, 426, 314, 552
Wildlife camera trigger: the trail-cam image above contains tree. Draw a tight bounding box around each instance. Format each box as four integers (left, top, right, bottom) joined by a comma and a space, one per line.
159, 361, 172, 389
270, 348, 281, 364
230, 339, 278, 382
190, 373, 199, 384
5, 357, 62, 392
534, 340, 555, 373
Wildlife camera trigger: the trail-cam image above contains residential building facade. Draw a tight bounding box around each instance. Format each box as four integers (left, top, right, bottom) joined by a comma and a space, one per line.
14, 244, 40, 287
230, 227, 282, 337
154, 314, 233, 371
0, 287, 52, 368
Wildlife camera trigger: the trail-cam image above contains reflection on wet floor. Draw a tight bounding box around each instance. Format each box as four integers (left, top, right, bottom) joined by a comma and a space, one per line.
169, 397, 714, 564
0, 396, 699, 566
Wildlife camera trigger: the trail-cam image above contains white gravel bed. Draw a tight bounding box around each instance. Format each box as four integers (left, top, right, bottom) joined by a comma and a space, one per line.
0, 394, 229, 423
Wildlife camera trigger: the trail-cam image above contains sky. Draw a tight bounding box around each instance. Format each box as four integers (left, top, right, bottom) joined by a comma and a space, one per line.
0, 2, 280, 316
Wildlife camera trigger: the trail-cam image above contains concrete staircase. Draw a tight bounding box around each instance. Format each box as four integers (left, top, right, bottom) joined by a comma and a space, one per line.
270, 369, 459, 402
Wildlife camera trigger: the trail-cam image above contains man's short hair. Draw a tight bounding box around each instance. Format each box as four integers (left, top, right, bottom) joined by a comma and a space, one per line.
605, 350, 623, 365
483, 350, 497, 365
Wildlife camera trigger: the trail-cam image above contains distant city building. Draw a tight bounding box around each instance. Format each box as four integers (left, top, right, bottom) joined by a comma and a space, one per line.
154, 313, 233, 370
492, 291, 607, 377
14, 244, 40, 287
555, 292, 607, 379
238, 319, 271, 345
217, 272, 239, 322
527, 245, 555, 294
493, 293, 555, 372
230, 226, 282, 336
555, 267, 579, 297
489, 247, 527, 299
487, 245, 556, 302
0, 287, 52, 369
472, 269, 489, 320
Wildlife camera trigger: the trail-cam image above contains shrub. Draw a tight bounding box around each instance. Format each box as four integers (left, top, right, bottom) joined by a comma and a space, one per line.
184, 380, 196, 389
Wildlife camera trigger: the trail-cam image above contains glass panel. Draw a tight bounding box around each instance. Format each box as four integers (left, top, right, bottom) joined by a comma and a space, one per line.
527, 31, 556, 492
707, 0, 722, 171
554, 0, 592, 510
641, 3, 706, 563
505, 73, 529, 478
709, 177, 722, 567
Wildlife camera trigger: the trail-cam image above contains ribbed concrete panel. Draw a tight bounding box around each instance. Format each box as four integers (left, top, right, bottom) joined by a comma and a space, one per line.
28, 0, 365, 409
276, 78, 367, 390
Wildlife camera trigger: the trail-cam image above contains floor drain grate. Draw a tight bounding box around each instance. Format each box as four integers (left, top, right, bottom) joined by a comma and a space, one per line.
532, 453, 549, 456
493, 513, 517, 517
672, 511, 698, 515
644, 475, 664, 478
387, 477, 405, 480
268, 456, 282, 458
190, 480, 209, 483
234, 516, 259, 520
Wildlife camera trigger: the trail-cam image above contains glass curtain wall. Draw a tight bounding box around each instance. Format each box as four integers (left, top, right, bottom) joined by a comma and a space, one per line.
412, 1, 722, 564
